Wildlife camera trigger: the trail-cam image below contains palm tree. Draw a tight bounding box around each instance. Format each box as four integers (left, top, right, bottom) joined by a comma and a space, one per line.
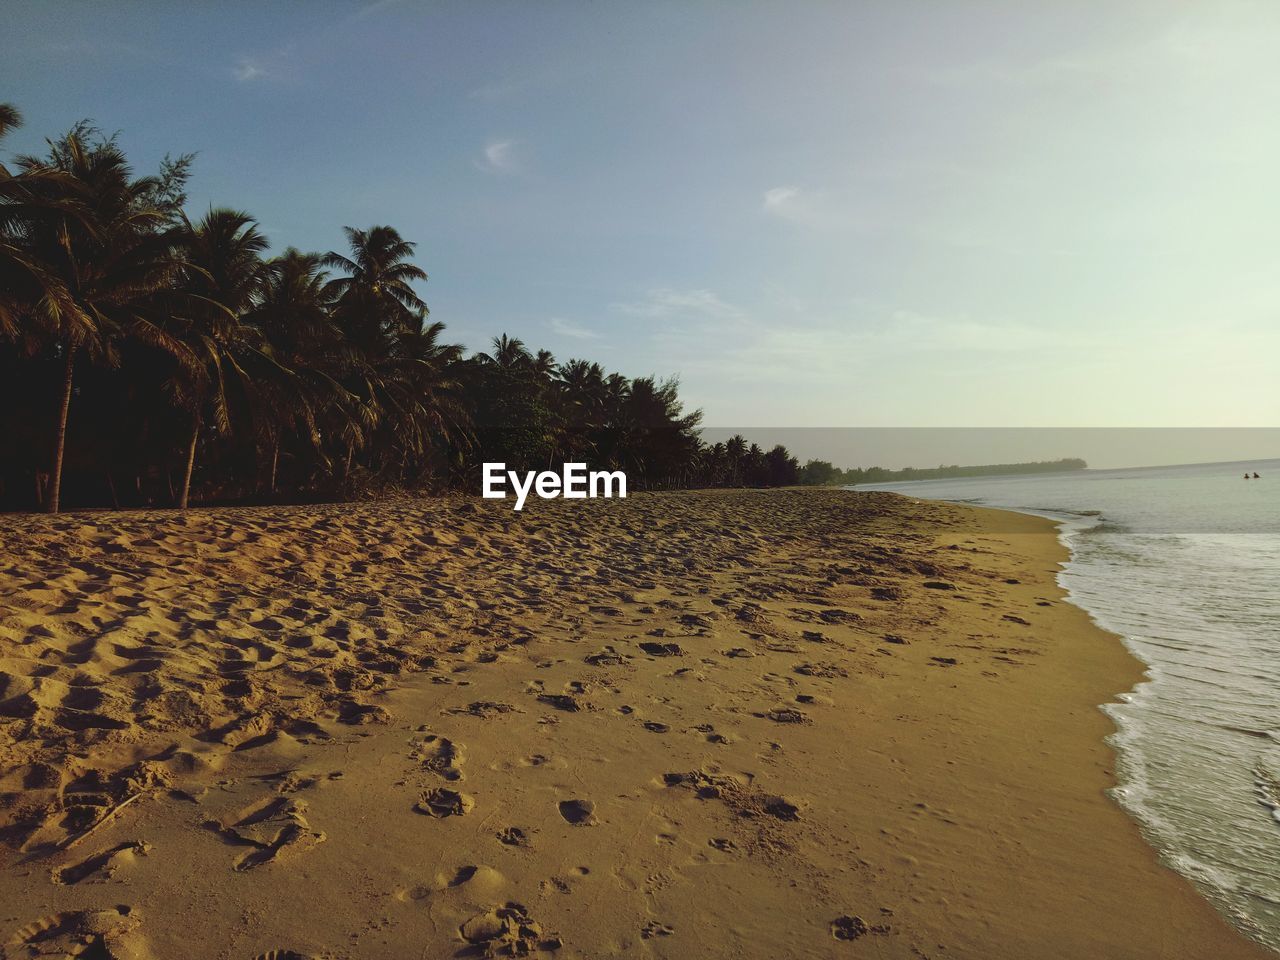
250, 249, 347, 493
556, 359, 607, 462
0, 102, 73, 331
322, 225, 427, 352
7, 125, 184, 512
166, 208, 269, 508
2, 105, 809, 508
478, 333, 531, 371
319, 226, 424, 484
0, 103, 19, 139
1, 109, 98, 509
370, 319, 470, 483
531, 348, 556, 379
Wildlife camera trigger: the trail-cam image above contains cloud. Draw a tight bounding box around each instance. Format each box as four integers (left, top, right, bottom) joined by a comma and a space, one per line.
618, 285, 1109, 402
612, 288, 746, 322
232, 57, 266, 82
762, 185, 801, 214
548, 317, 601, 340
349, 0, 405, 22
478, 139, 519, 174
878, 310, 1106, 355
762, 184, 829, 225
619, 287, 1083, 365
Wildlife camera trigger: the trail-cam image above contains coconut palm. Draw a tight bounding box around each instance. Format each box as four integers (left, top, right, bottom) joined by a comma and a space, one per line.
1, 106, 805, 509
165, 208, 271, 508
7, 126, 185, 512
555, 359, 607, 461
0, 109, 96, 443
249, 249, 349, 492
368, 319, 470, 483
322, 225, 427, 352
0, 104, 87, 344
478, 333, 531, 371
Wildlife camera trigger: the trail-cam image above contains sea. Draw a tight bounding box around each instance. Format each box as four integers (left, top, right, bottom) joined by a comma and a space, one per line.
857, 458, 1280, 950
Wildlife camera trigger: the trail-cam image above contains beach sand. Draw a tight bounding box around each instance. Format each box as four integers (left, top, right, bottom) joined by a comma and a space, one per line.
0, 489, 1267, 959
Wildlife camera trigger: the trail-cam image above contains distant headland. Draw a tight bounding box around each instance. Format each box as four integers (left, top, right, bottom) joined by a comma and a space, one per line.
799, 457, 1088, 486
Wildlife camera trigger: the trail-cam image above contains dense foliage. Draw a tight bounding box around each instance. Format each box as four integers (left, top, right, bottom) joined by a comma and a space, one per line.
0, 109, 800, 511
798, 457, 1088, 486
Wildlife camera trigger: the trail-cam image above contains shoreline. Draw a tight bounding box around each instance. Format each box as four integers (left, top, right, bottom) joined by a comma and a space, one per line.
0, 489, 1269, 958
894, 488, 1276, 952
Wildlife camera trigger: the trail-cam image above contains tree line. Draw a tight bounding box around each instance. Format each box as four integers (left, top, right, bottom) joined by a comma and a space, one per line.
798, 457, 1088, 486
0, 107, 801, 512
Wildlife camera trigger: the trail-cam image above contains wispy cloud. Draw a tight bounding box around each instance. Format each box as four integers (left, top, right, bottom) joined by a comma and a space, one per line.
763, 185, 800, 214
762, 184, 824, 224
612, 288, 746, 322
349, 0, 406, 23
548, 317, 601, 340
618, 285, 1108, 394
477, 139, 520, 174
232, 57, 266, 82
225, 1, 405, 86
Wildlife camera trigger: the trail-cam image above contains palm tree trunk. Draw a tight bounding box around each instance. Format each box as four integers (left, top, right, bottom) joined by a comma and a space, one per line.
178, 415, 199, 509
47, 347, 76, 514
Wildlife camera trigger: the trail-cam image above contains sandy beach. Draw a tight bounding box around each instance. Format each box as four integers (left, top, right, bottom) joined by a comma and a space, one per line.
0, 489, 1267, 959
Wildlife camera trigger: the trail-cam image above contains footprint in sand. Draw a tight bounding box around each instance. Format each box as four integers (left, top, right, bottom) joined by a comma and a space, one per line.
795, 661, 848, 678
639, 642, 684, 657
52, 839, 151, 885
415, 788, 475, 818
694, 723, 733, 744
557, 799, 597, 826
451, 701, 518, 718
6, 906, 150, 958
496, 826, 531, 847
584, 647, 631, 666
641, 920, 675, 939
544, 876, 572, 894
205, 797, 326, 871
412, 734, 465, 781
444, 863, 506, 893
796, 693, 833, 706
536, 693, 585, 713
830, 914, 890, 940
459, 902, 561, 955
762, 707, 812, 725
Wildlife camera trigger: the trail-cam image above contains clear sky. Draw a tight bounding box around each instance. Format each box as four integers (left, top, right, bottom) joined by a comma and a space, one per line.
3, 1, 1278, 433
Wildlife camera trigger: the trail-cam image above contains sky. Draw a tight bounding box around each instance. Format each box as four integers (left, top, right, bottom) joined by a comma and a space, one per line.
3, 0, 1279, 447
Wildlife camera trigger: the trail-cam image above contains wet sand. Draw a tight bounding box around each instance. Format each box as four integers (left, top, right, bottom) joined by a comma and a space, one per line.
0, 489, 1268, 959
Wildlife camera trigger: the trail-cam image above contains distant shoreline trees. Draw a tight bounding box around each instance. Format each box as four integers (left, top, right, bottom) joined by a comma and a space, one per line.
798, 458, 1088, 486
0, 107, 803, 512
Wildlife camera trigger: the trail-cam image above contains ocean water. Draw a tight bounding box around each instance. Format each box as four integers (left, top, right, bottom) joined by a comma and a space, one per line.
857, 459, 1280, 950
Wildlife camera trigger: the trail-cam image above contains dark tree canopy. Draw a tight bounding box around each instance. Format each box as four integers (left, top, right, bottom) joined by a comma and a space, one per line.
0, 107, 803, 511
798, 458, 1088, 486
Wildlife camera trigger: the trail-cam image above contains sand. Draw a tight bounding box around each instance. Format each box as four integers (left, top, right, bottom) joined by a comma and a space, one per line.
0, 489, 1268, 959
